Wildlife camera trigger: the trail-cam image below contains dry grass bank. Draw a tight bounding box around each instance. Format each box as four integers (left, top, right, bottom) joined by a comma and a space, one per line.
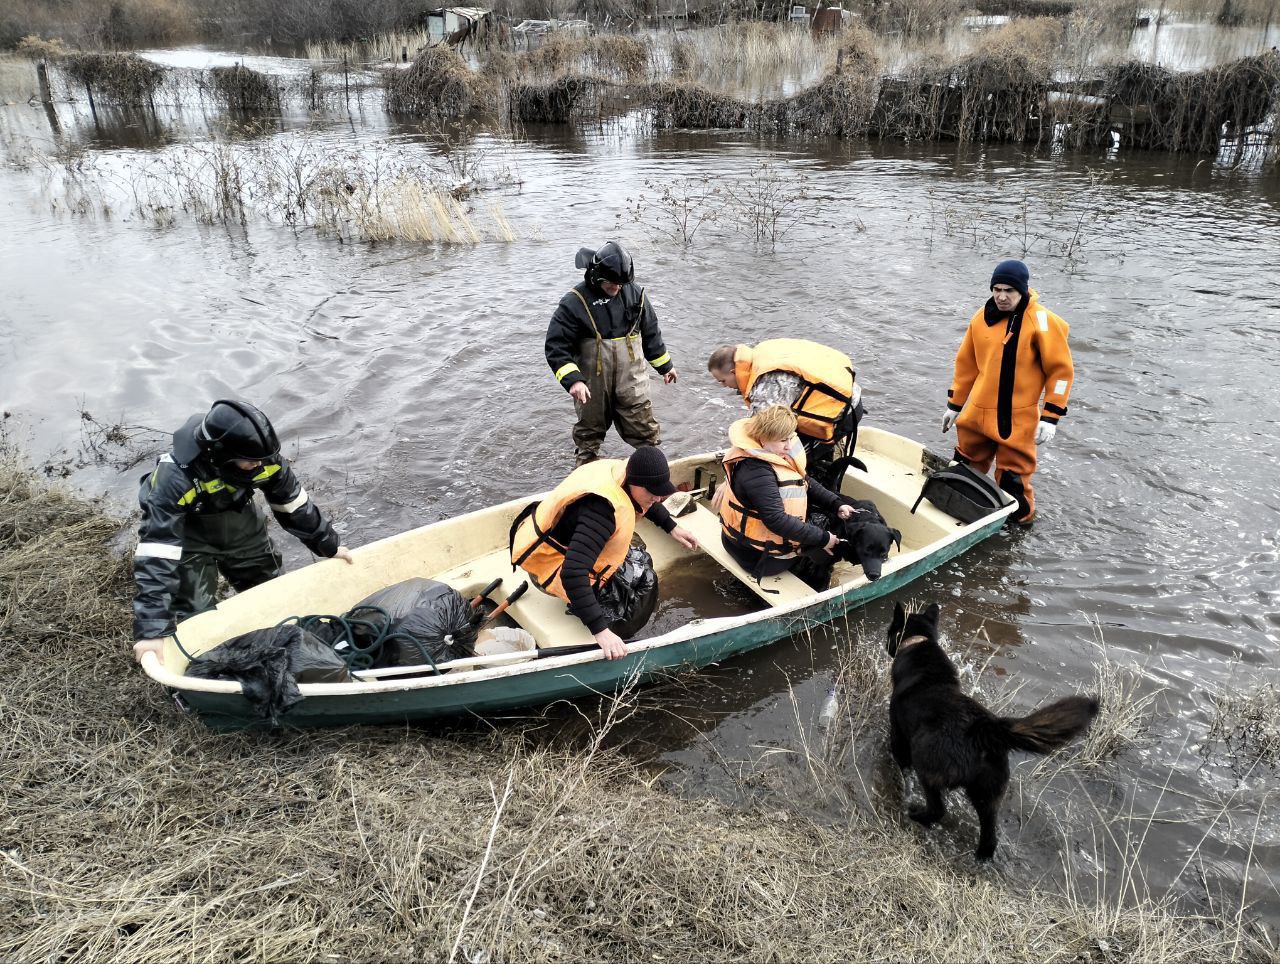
0, 455, 1260, 961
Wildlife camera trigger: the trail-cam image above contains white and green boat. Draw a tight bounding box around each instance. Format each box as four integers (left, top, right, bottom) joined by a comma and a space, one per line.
140, 427, 1015, 730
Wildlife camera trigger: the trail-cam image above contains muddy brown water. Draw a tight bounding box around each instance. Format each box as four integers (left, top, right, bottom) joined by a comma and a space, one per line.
1, 56, 1279, 932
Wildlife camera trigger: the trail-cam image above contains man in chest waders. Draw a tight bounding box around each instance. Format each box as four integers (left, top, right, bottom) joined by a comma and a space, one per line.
942, 259, 1075, 526
131, 399, 353, 665
544, 242, 678, 466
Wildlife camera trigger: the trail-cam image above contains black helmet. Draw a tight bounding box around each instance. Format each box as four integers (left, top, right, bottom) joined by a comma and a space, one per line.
576, 241, 634, 288
195, 399, 281, 484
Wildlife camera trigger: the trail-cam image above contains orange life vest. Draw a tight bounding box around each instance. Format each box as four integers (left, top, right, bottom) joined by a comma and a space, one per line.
734, 339, 856, 442
509, 460, 637, 602
719, 420, 809, 560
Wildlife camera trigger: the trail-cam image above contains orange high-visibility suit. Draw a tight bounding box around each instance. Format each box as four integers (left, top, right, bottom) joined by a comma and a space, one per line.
947, 289, 1073, 523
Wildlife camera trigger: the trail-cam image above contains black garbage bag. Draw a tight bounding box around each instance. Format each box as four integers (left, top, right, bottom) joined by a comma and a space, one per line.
187, 624, 351, 723
593, 545, 658, 639
349, 577, 478, 669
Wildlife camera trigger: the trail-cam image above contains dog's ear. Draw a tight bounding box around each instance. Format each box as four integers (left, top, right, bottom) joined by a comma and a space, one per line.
887, 602, 906, 654
891, 528, 902, 552
923, 602, 941, 630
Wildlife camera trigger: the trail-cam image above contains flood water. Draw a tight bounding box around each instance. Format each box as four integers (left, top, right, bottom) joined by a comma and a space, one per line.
1, 42, 1279, 933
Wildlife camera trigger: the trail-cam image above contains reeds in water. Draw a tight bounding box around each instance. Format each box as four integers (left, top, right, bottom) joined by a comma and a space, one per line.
26, 131, 518, 245
305, 27, 434, 64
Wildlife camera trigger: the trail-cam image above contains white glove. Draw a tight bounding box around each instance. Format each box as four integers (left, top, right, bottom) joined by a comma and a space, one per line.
1035, 420, 1057, 445
941, 407, 960, 432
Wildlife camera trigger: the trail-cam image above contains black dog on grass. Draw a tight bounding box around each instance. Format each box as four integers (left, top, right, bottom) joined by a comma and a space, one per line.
886, 602, 1099, 861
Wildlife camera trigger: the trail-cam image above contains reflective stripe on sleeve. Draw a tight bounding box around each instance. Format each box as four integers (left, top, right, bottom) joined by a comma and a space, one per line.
648, 352, 671, 369
135, 542, 183, 561
555, 362, 581, 383
269, 487, 309, 514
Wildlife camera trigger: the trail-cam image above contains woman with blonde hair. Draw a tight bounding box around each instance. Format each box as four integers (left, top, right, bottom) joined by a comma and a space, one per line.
718, 405, 855, 584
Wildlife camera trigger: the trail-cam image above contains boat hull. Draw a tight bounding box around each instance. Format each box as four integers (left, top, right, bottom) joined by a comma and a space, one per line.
177, 515, 1003, 731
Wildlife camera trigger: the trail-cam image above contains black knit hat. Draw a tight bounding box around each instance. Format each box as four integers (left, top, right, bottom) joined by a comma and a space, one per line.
625, 445, 676, 497
990, 259, 1030, 297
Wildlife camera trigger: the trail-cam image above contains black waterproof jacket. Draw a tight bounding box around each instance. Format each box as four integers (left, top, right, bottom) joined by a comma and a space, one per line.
721, 460, 843, 578
133, 415, 341, 639
554, 495, 675, 634
544, 279, 673, 391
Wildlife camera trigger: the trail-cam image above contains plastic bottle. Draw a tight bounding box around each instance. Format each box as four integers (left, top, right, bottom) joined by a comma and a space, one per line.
818, 686, 839, 729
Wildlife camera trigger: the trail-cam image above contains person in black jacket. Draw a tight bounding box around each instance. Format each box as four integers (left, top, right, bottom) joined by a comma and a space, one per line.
544, 241, 678, 466
718, 406, 855, 581
132, 400, 353, 666
556, 449, 698, 658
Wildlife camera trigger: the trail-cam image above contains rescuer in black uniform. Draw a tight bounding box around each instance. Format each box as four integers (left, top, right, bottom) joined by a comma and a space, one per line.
131, 399, 353, 665
544, 241, 678, 466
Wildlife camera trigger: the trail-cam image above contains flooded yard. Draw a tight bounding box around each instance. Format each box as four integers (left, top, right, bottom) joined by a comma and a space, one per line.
1, 22, 1279, 942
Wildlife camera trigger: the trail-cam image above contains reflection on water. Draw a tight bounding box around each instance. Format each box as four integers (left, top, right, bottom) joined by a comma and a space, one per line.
1128, 19, 1280, 67
1, 39, 1279, 929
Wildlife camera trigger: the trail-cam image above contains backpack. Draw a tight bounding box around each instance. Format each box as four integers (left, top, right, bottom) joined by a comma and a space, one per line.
910, 462, 1011, 525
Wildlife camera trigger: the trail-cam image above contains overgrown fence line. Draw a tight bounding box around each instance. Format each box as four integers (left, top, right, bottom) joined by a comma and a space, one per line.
28, 39, 1280, 162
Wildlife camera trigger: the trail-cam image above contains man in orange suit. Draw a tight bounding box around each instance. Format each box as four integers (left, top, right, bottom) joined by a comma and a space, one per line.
942, 260, 1073, 526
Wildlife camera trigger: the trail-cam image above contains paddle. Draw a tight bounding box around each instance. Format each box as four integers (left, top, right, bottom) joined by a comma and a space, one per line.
351, 649, 540, 679
350, 640, 609, 680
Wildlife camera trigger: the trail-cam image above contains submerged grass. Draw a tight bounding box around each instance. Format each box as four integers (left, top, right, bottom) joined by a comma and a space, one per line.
1208, 676, 1280, 775
0, 457, 1265, 960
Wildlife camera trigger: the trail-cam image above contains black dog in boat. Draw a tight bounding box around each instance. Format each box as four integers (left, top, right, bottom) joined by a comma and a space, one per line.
794, 498, 901, 590
886, 602, 1098, 861
832, 498, 901, 581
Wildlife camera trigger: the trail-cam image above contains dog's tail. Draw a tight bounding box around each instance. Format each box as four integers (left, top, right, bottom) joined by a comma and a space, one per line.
999, 695, 1100, 754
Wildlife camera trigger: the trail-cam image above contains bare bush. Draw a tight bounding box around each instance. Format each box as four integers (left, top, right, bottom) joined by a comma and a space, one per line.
13, 34, 70, 60
722, 161, 819, 249
509, 74, 596, 122
1100, 51, 1280, 156
56, 51, 166, 107
622, 172, 724, 246
650, 79, 757, 128
384, 45, 490, 117
205, 63, 280, 111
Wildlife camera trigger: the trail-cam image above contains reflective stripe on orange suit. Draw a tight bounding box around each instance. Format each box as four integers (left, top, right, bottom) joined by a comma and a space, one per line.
510, 459, 636, 601
719, 419, 809, 560
733, 338, 856, 442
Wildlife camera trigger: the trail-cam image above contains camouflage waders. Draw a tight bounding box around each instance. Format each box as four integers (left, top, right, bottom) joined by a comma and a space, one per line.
572, 335, 661, 466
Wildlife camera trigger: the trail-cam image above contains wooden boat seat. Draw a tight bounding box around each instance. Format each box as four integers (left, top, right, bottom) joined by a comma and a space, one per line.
431, 502, 813, 646
673, 502, 814, 605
